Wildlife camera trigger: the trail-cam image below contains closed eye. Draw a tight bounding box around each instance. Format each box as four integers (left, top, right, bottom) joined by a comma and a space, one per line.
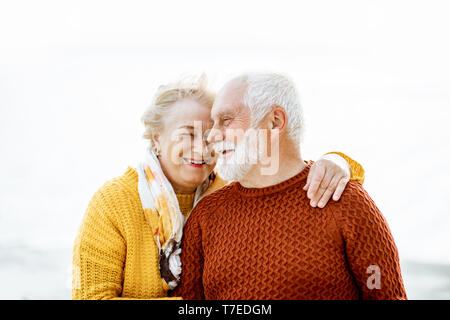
180, 132, 194, 138
222, 118, 232, 126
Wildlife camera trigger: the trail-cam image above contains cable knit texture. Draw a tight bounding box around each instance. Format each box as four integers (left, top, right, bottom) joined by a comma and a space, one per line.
72, 167, 194, 300
171, 161, 407, 300
72, 153, 365, 299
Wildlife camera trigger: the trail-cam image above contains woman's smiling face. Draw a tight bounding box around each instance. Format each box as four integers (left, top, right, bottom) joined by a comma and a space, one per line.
154, 98, 216, 194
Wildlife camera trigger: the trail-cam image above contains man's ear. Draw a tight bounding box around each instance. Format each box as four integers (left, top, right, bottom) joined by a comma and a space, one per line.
271, 106, 288, 132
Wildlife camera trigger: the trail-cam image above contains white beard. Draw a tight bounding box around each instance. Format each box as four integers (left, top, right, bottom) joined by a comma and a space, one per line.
215, 129, 258, 182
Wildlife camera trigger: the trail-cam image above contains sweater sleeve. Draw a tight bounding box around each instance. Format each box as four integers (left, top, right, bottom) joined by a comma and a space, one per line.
333, 182, 407, 300
72, 187, 127, 300
325, 151, 365, 184
169, 209, 205, 300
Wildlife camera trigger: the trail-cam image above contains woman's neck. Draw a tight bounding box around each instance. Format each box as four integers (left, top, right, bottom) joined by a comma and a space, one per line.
158, 156, 197, 194
172, 183, 196, 195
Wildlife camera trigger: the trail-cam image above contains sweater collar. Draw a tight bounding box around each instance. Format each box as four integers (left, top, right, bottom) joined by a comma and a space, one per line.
234, 161, 313, 197
176, 193, 195, 217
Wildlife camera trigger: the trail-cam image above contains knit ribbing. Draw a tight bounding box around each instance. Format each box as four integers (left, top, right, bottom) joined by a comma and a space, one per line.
235, 161, 311, 197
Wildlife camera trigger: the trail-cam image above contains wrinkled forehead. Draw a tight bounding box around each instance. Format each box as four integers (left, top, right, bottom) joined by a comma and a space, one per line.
211, 78, 248, 118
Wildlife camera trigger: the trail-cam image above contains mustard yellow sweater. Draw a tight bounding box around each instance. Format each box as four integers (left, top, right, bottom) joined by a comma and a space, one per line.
72, 153, 364, 300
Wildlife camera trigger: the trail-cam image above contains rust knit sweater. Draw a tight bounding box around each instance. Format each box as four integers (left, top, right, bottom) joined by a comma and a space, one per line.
171, 161, 407, 300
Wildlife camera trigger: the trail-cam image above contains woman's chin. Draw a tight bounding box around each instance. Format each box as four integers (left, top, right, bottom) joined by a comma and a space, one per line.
180, 166, 210, 187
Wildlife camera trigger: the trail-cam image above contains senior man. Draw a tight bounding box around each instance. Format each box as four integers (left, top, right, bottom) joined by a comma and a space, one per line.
171, 73, 407, 300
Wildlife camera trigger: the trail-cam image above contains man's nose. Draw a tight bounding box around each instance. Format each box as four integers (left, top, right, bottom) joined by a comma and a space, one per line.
206, 127, 223, 145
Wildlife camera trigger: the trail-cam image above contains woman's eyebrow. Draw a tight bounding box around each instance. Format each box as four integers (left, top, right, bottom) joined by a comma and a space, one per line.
178, 125, 195, 130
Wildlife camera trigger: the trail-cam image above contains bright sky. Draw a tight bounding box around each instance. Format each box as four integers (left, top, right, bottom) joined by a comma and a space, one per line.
1, 0, 449, 266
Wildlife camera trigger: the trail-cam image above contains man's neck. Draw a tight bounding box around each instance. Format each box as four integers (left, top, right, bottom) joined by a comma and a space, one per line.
239, 147, 306, 189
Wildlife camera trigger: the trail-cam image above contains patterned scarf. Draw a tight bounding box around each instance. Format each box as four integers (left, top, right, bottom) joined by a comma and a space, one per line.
136, 148, 214, 291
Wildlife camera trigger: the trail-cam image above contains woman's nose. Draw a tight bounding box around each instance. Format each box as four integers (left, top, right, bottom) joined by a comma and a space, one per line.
191, 131, 203, 151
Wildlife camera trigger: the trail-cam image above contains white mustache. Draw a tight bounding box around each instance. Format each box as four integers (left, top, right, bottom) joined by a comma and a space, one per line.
212, 141, 236, 154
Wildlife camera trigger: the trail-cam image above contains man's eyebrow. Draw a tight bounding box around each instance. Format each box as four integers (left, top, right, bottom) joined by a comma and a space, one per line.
214, 110, 237, 119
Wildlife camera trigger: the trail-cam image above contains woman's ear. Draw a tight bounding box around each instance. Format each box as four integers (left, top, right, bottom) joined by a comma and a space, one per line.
271, 107, 288, 132
152, 134, 161, 152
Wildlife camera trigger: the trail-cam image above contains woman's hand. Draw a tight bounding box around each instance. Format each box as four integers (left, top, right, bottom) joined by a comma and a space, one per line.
303, 154, 351, 208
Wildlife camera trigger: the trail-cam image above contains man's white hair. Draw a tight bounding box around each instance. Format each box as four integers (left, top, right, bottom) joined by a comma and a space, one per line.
242, 72, 303, 147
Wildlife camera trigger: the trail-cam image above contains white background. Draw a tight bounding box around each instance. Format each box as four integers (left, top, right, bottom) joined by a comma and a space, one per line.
1, 0, 449, 299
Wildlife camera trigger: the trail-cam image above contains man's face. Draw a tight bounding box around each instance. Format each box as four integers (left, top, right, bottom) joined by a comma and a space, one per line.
208, 80, 251, 153
207, 80, 257, 181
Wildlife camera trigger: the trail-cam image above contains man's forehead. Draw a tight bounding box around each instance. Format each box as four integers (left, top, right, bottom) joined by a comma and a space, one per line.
212, 78, 247, 117
220, 76, 247, 97
211, 98, 242, 119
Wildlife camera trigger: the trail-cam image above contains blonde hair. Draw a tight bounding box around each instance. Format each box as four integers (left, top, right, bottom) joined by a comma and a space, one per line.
141, 74, 215, 148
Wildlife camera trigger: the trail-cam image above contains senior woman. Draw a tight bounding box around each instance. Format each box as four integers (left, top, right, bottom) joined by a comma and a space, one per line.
72, 76, 365, 300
